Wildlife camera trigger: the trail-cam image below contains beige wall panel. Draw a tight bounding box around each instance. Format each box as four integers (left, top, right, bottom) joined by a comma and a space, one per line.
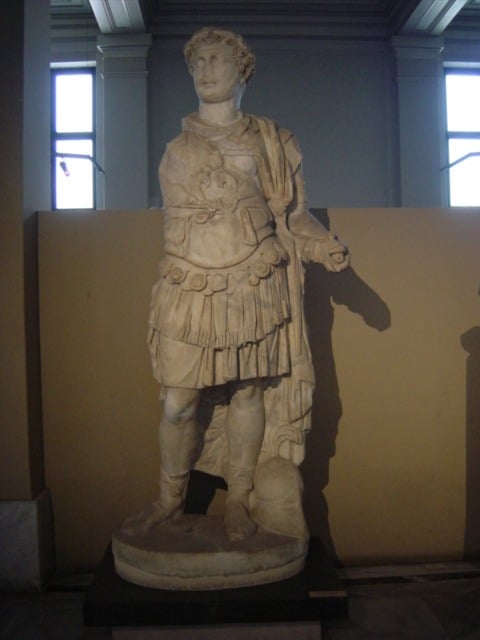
39, 211, 163, 570
320, 208, 479, 564
39, 208, 480, 570
0, 0, 50, 500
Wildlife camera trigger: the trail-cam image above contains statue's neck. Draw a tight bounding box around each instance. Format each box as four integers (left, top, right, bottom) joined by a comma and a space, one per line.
198, 87, 244, 126
198, 100, 240, 126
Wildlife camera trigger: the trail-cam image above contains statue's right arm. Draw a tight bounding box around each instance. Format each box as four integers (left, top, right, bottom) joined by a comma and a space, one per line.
286, 156, 350, 272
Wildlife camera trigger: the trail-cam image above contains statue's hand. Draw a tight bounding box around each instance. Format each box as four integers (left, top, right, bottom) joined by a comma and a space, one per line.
303, 234, 350, 272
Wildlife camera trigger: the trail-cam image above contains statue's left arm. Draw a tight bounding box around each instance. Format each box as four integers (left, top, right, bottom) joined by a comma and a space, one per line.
283, 133, 350, 272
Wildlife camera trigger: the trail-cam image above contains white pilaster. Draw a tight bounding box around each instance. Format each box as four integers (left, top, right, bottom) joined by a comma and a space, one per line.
96, 34, 152, 209
392, 36, 448, 206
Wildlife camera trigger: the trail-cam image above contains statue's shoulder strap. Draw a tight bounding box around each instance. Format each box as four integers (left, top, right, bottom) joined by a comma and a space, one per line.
248, 114, 295, 205
250, 115, 282, 152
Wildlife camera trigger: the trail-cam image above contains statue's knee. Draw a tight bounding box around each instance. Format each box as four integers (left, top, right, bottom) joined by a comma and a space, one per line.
232, 380, 263, 405
163, 403, 194, 425
163, 390, 198, 425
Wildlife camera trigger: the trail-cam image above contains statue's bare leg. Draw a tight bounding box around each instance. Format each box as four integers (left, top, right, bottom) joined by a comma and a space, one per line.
224, 380, 265, 542
121, 387, 200, 535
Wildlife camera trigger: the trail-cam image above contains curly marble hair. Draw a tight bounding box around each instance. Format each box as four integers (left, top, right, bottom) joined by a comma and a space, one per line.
184, 27, 256, 84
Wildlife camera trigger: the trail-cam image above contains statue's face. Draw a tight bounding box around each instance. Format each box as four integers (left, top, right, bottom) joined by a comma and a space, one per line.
192, 43, 242, 104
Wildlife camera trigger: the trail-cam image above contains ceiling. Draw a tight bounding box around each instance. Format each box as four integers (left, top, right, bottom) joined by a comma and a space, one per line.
50, 0, 480, 38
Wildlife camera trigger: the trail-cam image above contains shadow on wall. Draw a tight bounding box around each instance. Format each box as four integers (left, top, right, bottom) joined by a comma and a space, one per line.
302, 209, 391, 565
461, 325, 480, 561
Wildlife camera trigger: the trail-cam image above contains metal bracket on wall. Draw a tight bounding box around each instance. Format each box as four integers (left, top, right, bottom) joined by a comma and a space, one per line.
55, 152, 105, 175
441, 151, 480, 171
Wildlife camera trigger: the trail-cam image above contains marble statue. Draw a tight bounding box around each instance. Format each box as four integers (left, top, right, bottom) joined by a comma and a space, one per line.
113, 27, 349, 590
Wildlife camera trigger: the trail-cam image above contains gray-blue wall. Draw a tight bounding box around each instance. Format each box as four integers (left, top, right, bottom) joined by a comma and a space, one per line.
146, 31, 480, 209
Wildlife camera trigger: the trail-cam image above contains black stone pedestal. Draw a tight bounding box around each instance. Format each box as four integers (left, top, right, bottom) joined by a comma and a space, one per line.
84, 538, 347, 635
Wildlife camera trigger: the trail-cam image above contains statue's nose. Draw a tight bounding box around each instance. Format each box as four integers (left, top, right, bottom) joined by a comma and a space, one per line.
202, 62, 215, 82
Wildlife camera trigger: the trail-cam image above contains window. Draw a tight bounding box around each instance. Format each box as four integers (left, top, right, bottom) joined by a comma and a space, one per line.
51, 68, 96, 210
444, 70, 480, 206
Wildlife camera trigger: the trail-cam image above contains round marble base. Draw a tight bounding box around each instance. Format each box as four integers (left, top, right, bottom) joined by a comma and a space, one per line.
112, 514, 308, 590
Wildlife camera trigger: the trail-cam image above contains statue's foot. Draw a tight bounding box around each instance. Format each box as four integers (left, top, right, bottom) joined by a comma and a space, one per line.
225, 498, 257, 542
121, 500, 182, 537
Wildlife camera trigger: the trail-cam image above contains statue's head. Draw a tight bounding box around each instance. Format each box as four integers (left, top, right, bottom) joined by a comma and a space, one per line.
184, 27, 256, 86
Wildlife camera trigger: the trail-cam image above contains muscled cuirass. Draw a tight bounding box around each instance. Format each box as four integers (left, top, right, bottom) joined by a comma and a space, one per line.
160, 114, 278, 270
150, 114, 291, 350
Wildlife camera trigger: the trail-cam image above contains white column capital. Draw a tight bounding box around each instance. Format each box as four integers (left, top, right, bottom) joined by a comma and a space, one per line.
97, 33, 152, 74
391, 35, 444, 61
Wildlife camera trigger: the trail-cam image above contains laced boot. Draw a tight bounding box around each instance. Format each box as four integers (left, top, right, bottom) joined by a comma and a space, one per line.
121, 468, 189, 537
224, 464, 257, 542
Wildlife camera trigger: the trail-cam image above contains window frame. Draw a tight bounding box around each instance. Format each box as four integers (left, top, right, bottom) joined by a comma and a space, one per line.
444, 68, 480, 207
51, 66, 96, 210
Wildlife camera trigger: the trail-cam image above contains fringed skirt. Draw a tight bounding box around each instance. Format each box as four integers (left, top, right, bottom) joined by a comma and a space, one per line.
148, 250, 292, 389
